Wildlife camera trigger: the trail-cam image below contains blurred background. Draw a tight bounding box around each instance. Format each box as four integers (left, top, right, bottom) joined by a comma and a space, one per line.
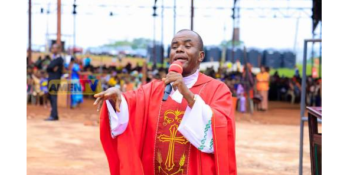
26, 0, 322, 175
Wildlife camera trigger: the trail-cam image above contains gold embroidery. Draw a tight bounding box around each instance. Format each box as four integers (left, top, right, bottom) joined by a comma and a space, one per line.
163, 110, 185, 126
158, 153, 186, 175
157, 150, 162, 173
158, 124, 188, 171
179, 154, 186, 167
157, 109, 188, 174
163, 116, 174, 126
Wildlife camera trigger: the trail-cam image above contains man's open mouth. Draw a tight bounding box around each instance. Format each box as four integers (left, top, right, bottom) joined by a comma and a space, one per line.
174, 57, 188, 61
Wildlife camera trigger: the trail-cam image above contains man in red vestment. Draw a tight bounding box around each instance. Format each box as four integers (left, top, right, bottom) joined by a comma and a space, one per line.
94, 29, 237, 175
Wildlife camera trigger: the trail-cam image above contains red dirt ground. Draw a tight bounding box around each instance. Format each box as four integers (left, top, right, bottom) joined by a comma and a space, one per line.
27, 99, 318, 175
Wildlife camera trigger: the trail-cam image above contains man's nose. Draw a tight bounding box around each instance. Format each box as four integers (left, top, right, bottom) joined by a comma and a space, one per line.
176, 45, 184, 53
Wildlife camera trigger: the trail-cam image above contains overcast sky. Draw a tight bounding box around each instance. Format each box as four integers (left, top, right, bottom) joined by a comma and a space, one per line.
29, 0, 321, 60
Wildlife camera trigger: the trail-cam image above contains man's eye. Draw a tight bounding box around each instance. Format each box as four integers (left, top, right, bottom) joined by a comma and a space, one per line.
185, 45, 191, 48
172, 46, 177, 49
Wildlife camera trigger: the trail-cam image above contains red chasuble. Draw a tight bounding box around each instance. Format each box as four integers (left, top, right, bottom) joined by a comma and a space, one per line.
99, 73, 237, 175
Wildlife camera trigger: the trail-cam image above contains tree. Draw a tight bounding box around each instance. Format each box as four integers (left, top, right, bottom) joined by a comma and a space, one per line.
105, 40, 132, 47
131, 38, 152, 49
220, 40, 244, 48
105, 38, 152, 49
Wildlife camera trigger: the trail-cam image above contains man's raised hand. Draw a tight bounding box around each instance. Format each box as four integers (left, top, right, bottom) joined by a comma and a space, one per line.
162, 72, 195, 107
93, 87, 122, 112
53, 66, 59, 72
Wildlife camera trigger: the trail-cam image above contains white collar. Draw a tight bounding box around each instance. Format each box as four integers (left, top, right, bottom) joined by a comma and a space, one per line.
183, 69, 199, 89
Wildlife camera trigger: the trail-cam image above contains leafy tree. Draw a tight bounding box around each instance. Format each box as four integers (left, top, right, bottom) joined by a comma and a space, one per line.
105, 40, 132, 47
131, 38, 152, 49
220, 40, 244, 48
104, 38, 152, 49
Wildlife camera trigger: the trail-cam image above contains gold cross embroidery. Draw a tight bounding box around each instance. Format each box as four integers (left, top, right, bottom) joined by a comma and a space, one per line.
158, 124, 188, 171
163, 110, 184, 126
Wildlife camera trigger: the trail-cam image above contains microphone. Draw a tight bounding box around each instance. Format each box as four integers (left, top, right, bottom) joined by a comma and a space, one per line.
162, 60, 183, 101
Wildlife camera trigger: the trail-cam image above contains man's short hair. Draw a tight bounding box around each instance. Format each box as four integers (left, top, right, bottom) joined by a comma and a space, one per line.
177, 29, 204, 51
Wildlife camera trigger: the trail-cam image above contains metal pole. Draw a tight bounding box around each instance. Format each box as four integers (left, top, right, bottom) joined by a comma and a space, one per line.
232, 0, 237, 63
57, 0, 61, 46
173, 0, 176, 35
237, 0, 240, 27
298, 40, 308, 175
73, 0, 76, 56
190, 0, 194, 30
319, 22, 322, 77
161, 0, 164, 65
153, 18, 156, 66
46, 3, 50, 53
311, 32, 315, 75
152, 0, 158, 67
293, 16, 300, 54
28, 0, 32, 64
221, 23, 226, 65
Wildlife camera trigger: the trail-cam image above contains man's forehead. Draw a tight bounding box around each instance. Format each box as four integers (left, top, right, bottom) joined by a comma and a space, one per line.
172, 31, 198, 42
52, 44, 60, 48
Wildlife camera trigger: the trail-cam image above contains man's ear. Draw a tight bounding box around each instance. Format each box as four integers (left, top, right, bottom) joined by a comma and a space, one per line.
198, 51, 205, 62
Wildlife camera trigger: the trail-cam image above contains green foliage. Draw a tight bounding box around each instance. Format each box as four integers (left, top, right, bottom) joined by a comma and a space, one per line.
268, 64, 316, 78
220, 40, 243, 48
105, 40, 132, 47
131, 38, 152, 49
105, 38, 152, 49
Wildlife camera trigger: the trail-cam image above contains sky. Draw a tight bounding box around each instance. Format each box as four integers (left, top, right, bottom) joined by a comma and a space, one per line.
28, 0, 321, 61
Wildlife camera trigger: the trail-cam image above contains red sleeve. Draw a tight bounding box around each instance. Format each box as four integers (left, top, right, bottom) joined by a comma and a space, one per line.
209, 82, 237, 175
99, 80, 164, 175
99, 87, 147, 175
99, 101, 121, 175
122, 80, 161, 155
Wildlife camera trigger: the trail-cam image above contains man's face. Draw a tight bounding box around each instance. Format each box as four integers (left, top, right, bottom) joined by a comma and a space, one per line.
260, 67, 265, 73
51, 44, 60, 55
170, 31, 204, 77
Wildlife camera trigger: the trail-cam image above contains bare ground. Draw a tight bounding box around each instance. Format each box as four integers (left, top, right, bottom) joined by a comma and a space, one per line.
27, 100, 317, 175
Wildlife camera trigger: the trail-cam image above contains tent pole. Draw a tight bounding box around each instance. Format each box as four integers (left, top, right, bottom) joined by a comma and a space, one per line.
298, 40, 308, 175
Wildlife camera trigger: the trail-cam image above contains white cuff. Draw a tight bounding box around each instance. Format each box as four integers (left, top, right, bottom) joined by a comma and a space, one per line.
178, 95, 214, 153
106, 95, 129, 138
170, 89, 183, 103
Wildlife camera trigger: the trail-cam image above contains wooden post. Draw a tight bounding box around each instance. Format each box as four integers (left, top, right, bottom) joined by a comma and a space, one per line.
57, 0, 61, 45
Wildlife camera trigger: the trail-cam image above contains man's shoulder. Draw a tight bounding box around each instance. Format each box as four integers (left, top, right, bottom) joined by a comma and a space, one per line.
204, 75, 226, 86
51, 56, 64, 63
140, 79, 164, 91
198, 73, 230, 92
57, 56, 64, 61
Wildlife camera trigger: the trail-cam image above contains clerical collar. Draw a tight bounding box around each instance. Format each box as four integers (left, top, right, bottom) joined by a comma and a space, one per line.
183, 69, 199, 89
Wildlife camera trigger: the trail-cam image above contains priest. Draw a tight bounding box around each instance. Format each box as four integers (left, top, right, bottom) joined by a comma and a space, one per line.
94, 29, 237, 175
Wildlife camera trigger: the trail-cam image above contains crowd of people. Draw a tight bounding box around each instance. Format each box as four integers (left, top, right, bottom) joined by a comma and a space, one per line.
27, 53, 322, 114
268, 71, 322, 106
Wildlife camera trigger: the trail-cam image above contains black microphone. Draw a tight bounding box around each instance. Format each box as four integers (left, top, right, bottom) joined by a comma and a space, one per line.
162, 61, 183, 101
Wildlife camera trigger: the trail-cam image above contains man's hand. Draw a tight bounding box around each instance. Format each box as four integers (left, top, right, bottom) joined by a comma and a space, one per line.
53, 66, 58, 72
93, 87, 122, 112
162, 72, 195, 107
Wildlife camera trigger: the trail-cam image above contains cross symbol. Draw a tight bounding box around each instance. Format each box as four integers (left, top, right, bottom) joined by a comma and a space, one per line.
158, 124, 188, 171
